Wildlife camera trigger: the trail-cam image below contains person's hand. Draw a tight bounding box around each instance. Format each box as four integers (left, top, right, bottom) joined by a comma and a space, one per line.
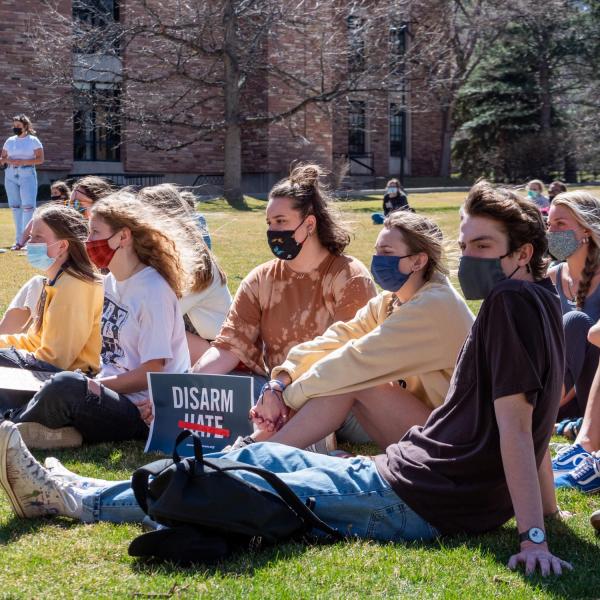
7, 159, 21, 167
133, 398, 154, 426
507, 543, 573, 576
250, 387, 289, 433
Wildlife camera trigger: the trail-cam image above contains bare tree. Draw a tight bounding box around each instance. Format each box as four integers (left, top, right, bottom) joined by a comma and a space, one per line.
30, 0, 414, 207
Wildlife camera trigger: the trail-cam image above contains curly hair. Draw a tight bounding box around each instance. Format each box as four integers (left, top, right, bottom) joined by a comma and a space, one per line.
462, 180, 549, 281
269, 163, 352, 256
552, 191, 600, 310
91, 192, 186, 298
137, 184, 226, 293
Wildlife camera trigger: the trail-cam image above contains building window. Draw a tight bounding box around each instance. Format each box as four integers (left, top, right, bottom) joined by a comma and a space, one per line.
73, 0, 119, 53
389, 23, 407, 78
347, 16, 365, 72
348, 101, 366, 156
74, 82, 121, 161
390, 103, 406, 158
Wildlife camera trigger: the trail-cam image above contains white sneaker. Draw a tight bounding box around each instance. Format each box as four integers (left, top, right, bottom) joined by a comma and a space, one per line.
44, 457, 110, 489
0, 421, 83, 519
305, 433, 337, 455
16, 422, 82, 449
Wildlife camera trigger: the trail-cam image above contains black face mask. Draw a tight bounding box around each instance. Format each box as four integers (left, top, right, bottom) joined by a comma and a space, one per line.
13, 128, 23, 136
267, 219, 308, 260
458, 253, 520, 300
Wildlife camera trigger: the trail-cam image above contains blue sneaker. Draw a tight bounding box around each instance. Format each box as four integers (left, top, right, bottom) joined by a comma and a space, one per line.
555, 453, 600, 493
552, 444, 590, 474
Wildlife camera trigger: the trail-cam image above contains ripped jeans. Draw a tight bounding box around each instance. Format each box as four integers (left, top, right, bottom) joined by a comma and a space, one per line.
80, 442, 439, 542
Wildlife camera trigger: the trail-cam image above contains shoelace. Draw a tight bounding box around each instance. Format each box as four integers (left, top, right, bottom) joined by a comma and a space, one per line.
570, 454, 600, 480
22, 448, 80, 512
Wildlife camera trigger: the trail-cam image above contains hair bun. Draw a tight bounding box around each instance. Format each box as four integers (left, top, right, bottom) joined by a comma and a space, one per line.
289, 163, 323, 188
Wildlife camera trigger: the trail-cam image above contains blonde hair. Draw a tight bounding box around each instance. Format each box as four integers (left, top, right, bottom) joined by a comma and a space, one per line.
137, 184, 226, 293
91, 192, 186, 297
526, 179, 545, 194
13, 114, 35, 135
384, 210, 448, 282
552, 191, 600, 310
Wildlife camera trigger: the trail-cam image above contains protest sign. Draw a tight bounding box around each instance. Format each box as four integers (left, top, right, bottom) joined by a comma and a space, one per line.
145, 372, 254, 455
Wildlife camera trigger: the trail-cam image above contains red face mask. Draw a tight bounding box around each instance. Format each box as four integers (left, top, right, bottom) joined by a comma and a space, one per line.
85, 233, 119, 269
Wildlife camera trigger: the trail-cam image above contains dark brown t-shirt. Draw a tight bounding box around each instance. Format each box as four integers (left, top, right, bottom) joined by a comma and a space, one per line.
376, 278, 564, 535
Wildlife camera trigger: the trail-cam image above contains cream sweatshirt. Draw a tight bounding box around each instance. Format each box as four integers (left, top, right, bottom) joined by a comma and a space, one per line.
272, 274, 475, 410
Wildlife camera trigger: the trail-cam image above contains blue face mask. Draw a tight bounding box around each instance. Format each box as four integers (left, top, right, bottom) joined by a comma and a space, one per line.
27, 242, 57, 271
370, 254, 413, 292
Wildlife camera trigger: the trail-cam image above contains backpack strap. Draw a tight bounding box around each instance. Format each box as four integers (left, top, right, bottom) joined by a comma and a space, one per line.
203, 457, 342, 539
131, 458, 173, 514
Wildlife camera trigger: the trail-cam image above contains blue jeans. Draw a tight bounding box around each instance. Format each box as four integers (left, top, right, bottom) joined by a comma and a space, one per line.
80, 442, 439, 542
4, 166, 37, 244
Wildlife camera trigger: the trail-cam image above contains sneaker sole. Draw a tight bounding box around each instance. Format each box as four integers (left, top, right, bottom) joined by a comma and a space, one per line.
16, 423, 82, 449
0, 422, 26, 518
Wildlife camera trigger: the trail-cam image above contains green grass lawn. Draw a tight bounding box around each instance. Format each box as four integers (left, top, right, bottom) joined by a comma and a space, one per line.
1, 193, 600, 599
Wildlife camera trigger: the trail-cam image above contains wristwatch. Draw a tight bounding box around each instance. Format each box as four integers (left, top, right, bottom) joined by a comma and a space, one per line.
518, 527, 546, 544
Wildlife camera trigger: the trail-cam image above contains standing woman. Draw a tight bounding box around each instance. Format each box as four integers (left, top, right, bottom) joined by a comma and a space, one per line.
1, 115, 44, 250
547, 191, 600, 423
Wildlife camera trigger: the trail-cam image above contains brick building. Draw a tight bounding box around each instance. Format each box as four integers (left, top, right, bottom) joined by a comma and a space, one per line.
0, 1, 443, 194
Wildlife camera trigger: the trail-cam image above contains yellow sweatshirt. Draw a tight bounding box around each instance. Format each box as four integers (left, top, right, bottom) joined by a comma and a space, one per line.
0, 271, 103, 373
272, 274, 475, 411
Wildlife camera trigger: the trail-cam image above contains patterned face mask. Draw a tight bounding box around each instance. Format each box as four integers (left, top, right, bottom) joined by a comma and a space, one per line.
266, 219, 308, 261
547, 230, 581, 261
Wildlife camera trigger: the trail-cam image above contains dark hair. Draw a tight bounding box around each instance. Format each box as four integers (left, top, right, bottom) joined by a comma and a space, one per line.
31, 204, 100, 332
72, 176, 114, 203
462, 180, 548, 280
12, 114, 35, 135
269, 163, 351, 256
550, 180, 568, 194
50, 180, 71, 199
384, 210, 448, 282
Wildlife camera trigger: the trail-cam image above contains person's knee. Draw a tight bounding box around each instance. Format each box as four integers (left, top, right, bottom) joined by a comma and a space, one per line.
564, 310, 595, 339
35, 371, 86, 406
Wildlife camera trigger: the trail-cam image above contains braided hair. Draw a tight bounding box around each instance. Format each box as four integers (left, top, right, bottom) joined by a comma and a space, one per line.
553, 191, 600, 311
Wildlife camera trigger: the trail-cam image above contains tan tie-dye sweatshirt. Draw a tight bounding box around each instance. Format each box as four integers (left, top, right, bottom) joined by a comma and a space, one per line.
212, 254, 376, 376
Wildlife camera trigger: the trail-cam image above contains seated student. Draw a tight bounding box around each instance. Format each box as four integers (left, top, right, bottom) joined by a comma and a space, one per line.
2, 192, 191, 449
138, 184, 231, 364
0, 205, 103, 399
0, 181, 571, 577
248, 211, 474, 450
180, 190, 212, 249
68, 176, 114, 218
371, 178, 411, 225
552, 318, 600, 493
546, 192, 600, 430
548, 181, 567, 204
526, 179, 550, 212
193, 163, 377, 444
1, 177, 113, 336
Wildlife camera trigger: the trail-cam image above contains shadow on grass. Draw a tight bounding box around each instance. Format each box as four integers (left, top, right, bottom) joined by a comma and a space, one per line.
437, 518, 600, 599
0, 513, 78, 546
129, 520, 600, 598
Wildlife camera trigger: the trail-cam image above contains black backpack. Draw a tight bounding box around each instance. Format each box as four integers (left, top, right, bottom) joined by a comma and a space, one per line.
128, 430, 342, 565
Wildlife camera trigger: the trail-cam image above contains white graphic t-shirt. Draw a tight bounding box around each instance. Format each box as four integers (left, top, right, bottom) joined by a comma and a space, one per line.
3, 135, 43, 160
99, 267, 190, 403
